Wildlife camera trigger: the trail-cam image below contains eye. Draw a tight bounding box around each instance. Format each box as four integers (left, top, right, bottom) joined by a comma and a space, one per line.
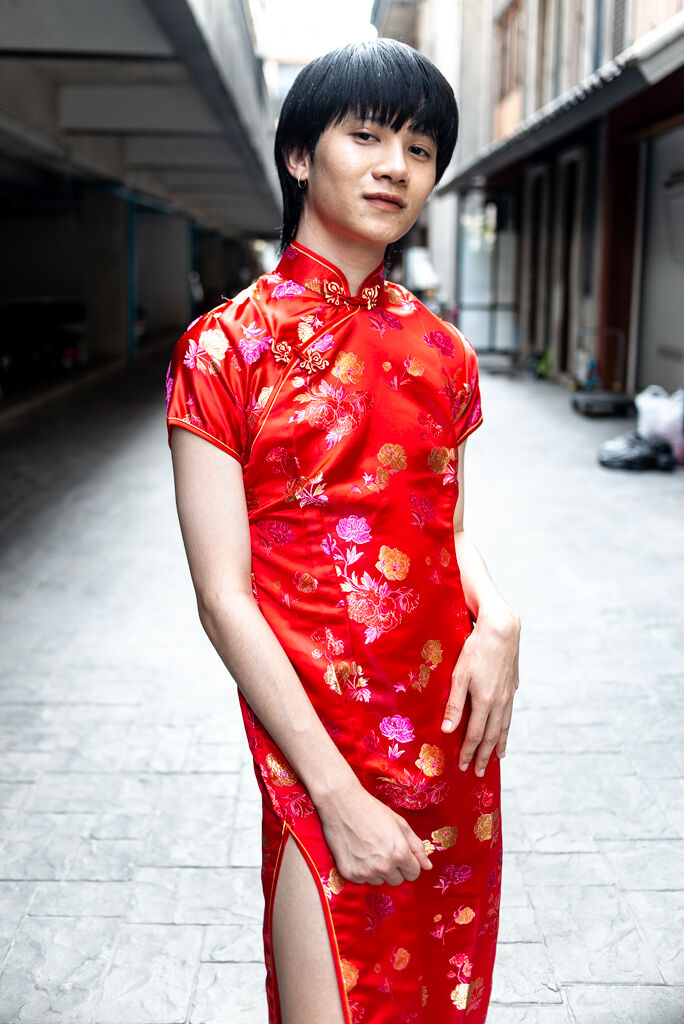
410, 144, 433, 158
353, 130, 377, 142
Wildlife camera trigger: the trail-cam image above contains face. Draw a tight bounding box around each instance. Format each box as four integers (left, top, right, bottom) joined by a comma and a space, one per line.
287, 114, 437, 257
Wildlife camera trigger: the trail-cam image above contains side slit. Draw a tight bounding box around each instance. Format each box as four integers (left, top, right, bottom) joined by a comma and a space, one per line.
268, 823, 352, 1024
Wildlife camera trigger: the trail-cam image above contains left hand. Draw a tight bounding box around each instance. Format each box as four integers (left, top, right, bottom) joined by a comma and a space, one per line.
441, 602, 520, 776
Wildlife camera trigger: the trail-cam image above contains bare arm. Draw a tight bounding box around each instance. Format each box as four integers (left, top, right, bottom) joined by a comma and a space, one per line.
169, 426, 432, 885
441, 440, 521, 774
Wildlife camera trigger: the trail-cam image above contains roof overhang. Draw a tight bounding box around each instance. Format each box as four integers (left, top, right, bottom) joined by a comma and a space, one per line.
439, 12, 684, 194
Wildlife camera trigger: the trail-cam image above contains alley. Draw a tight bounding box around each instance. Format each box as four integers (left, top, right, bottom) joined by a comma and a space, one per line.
0, 349, 682, 1024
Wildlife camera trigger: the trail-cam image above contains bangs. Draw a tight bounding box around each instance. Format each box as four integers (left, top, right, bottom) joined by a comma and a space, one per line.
320, 43, 454, 149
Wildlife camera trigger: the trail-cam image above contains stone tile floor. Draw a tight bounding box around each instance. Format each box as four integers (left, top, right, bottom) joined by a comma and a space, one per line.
0, 348, 682, 1023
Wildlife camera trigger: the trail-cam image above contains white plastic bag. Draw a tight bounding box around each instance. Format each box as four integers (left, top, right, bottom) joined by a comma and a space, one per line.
635, 385, 684, 463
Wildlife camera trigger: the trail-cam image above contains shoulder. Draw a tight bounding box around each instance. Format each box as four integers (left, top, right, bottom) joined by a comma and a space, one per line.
383, 281, 477, 363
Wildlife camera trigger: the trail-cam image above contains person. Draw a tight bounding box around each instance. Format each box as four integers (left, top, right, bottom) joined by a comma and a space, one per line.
164, 38, 520, 1024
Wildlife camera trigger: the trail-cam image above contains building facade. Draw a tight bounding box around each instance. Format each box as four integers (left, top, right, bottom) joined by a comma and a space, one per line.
373, 0, 684, 394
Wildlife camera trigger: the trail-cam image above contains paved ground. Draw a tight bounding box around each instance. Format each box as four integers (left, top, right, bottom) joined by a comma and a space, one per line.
0, 346, 682, 1024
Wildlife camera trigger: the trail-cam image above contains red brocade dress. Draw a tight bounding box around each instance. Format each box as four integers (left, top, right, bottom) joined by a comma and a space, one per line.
165, 242, 502, 1024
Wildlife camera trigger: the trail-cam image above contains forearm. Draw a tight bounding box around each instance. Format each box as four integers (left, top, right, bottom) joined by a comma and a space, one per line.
453, 529, 519, 630
198, 590, 357, 806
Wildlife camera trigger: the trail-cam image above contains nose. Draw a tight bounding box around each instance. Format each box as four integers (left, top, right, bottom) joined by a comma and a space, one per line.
373, 135, 409, 183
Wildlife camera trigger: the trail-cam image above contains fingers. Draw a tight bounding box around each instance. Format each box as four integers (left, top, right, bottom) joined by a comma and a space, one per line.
457, 701, 489, 771
406, 829, 433, 871
495, 699, 514, 759
472, 710, 504, 776
441, 670, 469, 734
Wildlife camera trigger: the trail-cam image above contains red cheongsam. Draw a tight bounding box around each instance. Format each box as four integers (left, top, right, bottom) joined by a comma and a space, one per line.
165, 241, 502, 1023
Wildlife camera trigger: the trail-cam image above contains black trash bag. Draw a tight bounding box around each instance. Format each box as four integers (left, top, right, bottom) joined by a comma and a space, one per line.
598, 432, 676, 471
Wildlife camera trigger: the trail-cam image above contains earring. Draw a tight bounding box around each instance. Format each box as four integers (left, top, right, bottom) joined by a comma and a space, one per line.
297, 174, 307, 190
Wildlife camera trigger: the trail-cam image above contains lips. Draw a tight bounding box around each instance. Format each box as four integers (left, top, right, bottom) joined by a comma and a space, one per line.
364, 193, 405, 209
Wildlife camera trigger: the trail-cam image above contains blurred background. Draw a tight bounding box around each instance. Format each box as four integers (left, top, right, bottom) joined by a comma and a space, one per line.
0, 3, 683, 1024
0, 0, 682, 403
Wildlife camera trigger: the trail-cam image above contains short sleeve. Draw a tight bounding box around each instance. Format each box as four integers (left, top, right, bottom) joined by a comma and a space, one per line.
164, 310, 247, 465
451, 328, 483, 446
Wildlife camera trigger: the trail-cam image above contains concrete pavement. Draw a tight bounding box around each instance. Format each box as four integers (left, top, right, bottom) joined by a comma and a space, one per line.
0, 347, 682, 1023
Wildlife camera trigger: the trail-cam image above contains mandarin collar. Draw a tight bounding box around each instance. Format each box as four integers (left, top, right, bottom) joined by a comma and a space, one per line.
275, 241, 385, 310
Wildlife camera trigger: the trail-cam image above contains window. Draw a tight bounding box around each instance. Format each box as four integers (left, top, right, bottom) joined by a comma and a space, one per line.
497, 0, 525, 102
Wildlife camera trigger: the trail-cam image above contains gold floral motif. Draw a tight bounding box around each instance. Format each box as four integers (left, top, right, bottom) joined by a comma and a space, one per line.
294, 571, 318, 593
450, 983, 470, 1009
428, 446, 450, 474
298, 349, 329, 374
454, 906, 475, 925
440, 547, 451, 567
297, 312, 320, 342
270, 337, 292, 363
382, 360, 392, 371
264, 753, 297, 787
332, 351, 365, 385
378, 443, 407, 471
322, 867, 346, 899
322, 279, 346, 305
418, 663, 431, 688
421, 639, 443, 667
340, 958, 359, 993
474, 813, 493, 842
360, 284, 380, 309
406, 356, 425, 376
423, 839, 436, 856
392, 947, 410, 971
431, 825, 459, 850
422, 985, 428, 1008
415, 743, 445, 777
376, 545, 410, 581
375, 466, 390, 490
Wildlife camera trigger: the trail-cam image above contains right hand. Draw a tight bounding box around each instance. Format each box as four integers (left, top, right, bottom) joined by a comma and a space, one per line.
317, 780, 433, 887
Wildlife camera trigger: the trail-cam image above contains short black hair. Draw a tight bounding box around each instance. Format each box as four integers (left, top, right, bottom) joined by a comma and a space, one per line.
274, 38, 459, 254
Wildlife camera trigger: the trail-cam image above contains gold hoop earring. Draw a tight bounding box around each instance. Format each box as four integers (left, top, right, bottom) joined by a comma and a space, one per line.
297, 174, 307, 191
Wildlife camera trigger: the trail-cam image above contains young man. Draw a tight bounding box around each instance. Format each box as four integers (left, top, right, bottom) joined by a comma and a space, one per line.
166, 39, 519, 1024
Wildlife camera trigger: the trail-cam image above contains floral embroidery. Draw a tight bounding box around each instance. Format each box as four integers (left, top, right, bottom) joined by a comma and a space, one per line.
239, 321, 273, 364
392, 947, 410, 970
380, 715, 415, 743
337, 515, 372, 544
431, 825, 458, 850
370, 308, 403, 335
424, 329, 455, 358
264, 753, 297, 787
294, 571, 318, 593
265, 446, 328, 507
409, 493, 436, 530
322, 867, 346, 899
254, 519, 294, 554
435, 863, 473, 894
183, 327, 229, 375
324, 660, 371, 702
383, 355, 424, 391
340, 959, 360, 993
416, 743, 445, 777
365, 892, 394, 930
376, 546, 410, 581
332, 351, 365, 385
273, 280, 305, 299
290, 378, 374, 449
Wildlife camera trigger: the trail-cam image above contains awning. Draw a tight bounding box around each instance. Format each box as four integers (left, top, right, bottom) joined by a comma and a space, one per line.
439, 12, 684, 193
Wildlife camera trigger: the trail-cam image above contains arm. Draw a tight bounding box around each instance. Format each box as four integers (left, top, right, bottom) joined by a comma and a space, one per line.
169, 426, 432, 885
441, 439, 520, 775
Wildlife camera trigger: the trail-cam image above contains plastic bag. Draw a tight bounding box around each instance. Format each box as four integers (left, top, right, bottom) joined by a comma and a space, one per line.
634, 385, 684, 464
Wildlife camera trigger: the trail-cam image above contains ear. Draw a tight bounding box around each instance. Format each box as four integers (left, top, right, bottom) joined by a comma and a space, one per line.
283, 146, 311, 184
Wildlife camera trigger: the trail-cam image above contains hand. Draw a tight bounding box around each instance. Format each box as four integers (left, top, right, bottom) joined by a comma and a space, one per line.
316, 780, 433, 886
441, 601, 520, 776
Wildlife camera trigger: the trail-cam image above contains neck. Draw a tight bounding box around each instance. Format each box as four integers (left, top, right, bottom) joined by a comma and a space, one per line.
293, 219, 384, 295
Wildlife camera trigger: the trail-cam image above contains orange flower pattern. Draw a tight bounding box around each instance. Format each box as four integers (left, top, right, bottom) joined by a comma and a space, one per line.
165, 241, 498, 1023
